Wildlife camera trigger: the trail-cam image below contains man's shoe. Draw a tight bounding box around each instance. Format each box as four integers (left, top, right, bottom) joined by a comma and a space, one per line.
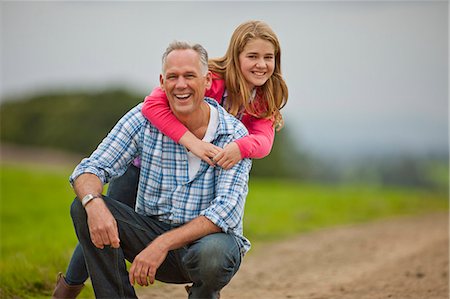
52, 272, 84, 299
185, 285, 220, 299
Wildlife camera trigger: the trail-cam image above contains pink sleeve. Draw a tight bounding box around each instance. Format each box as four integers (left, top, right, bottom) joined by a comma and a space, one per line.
235, 114, 275, 159
141, 87, 188, 143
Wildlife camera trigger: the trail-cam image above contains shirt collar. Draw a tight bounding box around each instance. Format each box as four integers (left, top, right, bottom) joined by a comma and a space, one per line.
204, 97, 237, 137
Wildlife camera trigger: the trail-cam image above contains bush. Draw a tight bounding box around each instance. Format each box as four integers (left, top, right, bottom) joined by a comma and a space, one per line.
0, 89, 144, 155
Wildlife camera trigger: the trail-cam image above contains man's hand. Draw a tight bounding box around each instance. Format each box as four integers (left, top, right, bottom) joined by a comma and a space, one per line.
129, 239, 169, 286
72, 173, 119, 249
129, 216, 220, 287
213, 142, 242, 170
85, 198, 120, 249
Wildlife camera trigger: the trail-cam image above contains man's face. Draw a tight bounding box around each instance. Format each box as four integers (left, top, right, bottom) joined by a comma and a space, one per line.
160, 49, 212, 117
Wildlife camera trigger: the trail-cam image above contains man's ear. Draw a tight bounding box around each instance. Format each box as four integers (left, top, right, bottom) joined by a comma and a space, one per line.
205, 71, 212, 90
159, 74, 165, 90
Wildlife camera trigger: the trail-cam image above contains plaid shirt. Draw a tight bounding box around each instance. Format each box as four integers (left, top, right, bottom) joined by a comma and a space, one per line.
70, 98, 252, 255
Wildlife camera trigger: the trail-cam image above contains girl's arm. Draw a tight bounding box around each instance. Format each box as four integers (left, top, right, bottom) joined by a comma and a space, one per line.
141, 87, 188, 142
141, 77, 225, 165
237, 114, 275, 159
213, 115, 275, 169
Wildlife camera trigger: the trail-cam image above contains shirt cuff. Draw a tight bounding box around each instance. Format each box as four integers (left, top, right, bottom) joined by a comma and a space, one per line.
200, 208, 230, 233
69, 164, 108, 186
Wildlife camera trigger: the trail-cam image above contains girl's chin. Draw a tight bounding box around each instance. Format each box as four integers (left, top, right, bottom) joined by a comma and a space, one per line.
250, 80, 268, 87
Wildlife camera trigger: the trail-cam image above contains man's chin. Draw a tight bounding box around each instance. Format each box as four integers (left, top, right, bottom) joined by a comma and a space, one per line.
172, 105, 194, 117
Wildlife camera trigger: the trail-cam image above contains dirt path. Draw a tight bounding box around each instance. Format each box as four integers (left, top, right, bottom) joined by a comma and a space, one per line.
1, 143, 83, 168
137, 212, 449, 299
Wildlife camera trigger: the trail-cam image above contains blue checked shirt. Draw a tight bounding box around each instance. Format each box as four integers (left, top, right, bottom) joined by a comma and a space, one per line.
70, 98, 252, 255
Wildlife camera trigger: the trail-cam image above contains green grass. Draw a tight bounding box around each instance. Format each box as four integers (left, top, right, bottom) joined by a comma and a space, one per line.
1, 163, 448, 298
0, 163, 96, 298
244, 178, 448, 242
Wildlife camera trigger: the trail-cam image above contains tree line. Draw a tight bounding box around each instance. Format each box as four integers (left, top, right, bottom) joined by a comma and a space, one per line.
1, 88, 447, 190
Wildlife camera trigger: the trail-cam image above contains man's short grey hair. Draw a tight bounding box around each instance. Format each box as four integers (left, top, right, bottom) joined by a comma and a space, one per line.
161, 41, 209, 75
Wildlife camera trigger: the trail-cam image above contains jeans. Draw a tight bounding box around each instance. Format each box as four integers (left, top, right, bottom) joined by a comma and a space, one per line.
71, 196, 241, 299
65, 164, 140, 285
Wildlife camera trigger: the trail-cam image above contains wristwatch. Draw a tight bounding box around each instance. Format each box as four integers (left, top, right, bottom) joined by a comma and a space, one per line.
81, 193, 102, 207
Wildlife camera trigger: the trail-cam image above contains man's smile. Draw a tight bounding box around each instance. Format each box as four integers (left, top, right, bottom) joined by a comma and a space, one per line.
175, 93, 191, 100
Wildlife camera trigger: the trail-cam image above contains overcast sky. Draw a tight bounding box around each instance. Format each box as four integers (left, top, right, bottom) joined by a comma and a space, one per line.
1, 1, 448, 158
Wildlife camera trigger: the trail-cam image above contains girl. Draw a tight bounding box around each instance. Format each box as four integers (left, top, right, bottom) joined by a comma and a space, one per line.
52, 20, 288, 298
142, 20, 288, 169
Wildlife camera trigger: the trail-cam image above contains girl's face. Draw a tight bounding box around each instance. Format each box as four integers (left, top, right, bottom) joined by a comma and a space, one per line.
238, 38, 275, 90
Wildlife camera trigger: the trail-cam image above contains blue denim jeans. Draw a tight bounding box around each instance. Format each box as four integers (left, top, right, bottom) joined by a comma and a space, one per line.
65, 164, 140, 285
71, 196, 241, 299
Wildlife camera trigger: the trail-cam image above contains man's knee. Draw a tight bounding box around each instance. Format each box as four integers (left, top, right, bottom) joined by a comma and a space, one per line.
184, 234, 241, 284
70, 198, 86, 223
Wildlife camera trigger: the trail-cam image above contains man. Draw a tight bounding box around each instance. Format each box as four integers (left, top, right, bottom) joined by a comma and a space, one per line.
69, 41, 251, 298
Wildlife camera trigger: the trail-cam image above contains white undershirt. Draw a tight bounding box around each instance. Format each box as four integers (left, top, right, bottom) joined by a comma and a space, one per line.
187, 103, 219, 180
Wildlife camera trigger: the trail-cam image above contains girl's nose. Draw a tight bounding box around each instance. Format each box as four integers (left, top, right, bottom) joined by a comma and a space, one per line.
256, 58, 266, 68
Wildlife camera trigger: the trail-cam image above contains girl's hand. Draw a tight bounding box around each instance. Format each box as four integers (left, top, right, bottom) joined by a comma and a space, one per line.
212, 142, 242, 170
180, 132, 221, 166
188, 139, 222, 167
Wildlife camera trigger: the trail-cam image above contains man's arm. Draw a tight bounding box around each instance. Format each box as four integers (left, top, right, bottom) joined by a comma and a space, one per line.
129, 216, 221, 286
69, 104, 146, 250
72, 173, 120, 249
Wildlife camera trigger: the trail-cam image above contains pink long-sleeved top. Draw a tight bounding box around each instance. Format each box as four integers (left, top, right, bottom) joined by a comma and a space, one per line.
141, 73, 274, 159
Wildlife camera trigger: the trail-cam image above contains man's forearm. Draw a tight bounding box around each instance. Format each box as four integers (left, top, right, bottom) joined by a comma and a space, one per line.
72, 173, 104, 201
155, 216, 222, 252
72, 173, 120, 249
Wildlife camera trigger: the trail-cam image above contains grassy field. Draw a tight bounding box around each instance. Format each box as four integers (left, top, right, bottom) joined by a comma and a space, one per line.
1, 162, 448, 298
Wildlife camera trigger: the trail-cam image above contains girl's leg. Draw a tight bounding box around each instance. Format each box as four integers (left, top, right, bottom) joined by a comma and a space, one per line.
64, 244, 89, 285
106, 163, 140, 208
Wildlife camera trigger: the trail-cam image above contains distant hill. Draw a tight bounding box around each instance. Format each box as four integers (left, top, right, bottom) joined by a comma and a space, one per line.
0, 89, 144, 155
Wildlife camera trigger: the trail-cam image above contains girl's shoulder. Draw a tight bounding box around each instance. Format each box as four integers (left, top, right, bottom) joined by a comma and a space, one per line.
250, 89, 269, 114
206, 72, 226, 103
211, 71, 223, 80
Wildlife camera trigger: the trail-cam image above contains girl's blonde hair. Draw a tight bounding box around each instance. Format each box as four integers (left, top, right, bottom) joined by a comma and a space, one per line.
209, 20, 288, 130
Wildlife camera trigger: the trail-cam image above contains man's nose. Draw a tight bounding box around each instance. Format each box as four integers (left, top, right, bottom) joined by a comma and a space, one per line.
175, 77, 187, 88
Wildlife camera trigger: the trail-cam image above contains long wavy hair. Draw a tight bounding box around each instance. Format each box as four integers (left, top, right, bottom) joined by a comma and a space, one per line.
209, 20, 289, 130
